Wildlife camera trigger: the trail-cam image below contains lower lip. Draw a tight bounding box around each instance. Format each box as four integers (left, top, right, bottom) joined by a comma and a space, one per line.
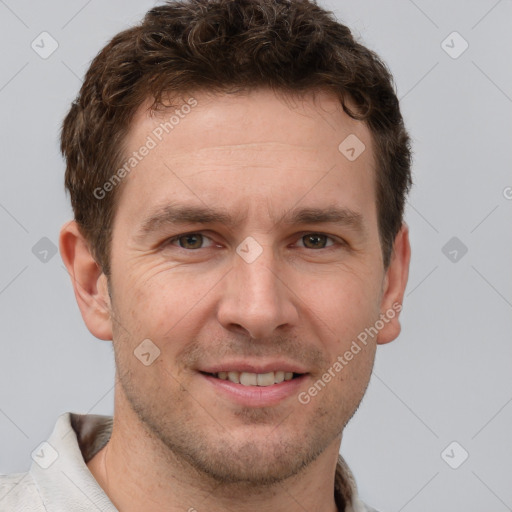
201, 373, 308, 407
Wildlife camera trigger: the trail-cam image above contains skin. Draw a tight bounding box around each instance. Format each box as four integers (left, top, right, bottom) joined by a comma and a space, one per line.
60, 88, 410, 512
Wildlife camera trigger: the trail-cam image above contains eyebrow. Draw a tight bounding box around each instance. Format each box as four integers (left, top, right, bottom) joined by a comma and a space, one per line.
136, 203, 365, 239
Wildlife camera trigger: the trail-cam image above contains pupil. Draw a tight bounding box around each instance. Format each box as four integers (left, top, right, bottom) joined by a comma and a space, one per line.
181, 234, 202, 249
305, 234, 325, 248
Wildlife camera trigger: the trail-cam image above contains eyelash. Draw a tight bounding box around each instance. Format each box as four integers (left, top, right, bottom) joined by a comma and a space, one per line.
164, 232, 344, 252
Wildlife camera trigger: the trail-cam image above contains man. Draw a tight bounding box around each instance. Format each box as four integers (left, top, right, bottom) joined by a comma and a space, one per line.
0, 0, 411, 510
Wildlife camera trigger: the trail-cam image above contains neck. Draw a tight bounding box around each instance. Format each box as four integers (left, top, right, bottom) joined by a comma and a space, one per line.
87, 388, 342, 512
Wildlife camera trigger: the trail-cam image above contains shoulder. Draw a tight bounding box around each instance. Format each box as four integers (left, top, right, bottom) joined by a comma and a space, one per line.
0, 472, 45, 511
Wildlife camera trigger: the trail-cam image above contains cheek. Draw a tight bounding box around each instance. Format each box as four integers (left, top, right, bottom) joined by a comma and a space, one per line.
113, 264, 219, 346
293, 265, 382, 336
298, 343, 376, 431
296, 269, 381, 397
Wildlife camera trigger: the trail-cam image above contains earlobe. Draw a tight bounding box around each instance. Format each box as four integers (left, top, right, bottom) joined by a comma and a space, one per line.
59, 220, 113, 341
376, 223, 411, 345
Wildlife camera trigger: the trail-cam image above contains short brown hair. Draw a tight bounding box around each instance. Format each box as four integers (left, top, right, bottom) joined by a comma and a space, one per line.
61, 0, 412, 276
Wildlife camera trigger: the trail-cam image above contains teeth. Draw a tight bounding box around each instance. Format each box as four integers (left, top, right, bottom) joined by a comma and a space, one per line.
256, 372, 275, 386
214, 370, 298, 386
227, 371, 240, 384
240, 372, 258, 386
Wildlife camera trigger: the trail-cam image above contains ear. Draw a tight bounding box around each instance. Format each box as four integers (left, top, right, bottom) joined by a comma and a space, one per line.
59, 220, 113, 341
376, 223, 411, 345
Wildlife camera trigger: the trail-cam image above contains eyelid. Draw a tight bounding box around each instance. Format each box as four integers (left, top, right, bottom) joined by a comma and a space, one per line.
293, 232, 340, 249
166, 231, 216, 249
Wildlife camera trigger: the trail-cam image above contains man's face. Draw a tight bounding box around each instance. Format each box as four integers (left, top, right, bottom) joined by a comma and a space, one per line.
107, 89, 390, 484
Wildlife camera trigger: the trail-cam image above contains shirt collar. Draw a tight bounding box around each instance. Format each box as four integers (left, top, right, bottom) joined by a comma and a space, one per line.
29, 412, 116, 511
30, 412, 368, 512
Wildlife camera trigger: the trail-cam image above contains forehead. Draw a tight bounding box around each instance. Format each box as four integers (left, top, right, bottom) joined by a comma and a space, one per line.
115, 88, 377, 230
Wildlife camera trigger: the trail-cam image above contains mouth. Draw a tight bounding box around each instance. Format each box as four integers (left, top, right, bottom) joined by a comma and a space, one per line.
201, 370, 302, 387
199, 368, 308, 407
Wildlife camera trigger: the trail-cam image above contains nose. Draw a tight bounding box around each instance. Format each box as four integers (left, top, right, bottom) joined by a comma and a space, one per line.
216, 244, 299, 340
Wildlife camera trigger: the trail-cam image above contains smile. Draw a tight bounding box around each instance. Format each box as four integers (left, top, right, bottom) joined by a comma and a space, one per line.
206, 370, 298, 386
200, 370, 307, 407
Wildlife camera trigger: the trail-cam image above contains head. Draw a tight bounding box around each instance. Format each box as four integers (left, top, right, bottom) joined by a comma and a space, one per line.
60, 0, 411, 487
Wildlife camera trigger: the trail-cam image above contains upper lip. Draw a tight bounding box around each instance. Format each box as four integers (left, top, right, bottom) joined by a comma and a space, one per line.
199, 361, 309, 374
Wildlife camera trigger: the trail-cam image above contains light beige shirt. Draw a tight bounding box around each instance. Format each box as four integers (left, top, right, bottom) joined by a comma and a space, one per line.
0, 413, 379, 511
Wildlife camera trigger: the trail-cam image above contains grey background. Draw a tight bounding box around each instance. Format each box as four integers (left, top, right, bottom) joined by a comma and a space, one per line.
1, 0, 511, 510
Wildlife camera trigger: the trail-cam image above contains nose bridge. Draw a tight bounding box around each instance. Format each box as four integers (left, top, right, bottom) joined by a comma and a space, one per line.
217, 239, 297, 339
239, 244, 280, 304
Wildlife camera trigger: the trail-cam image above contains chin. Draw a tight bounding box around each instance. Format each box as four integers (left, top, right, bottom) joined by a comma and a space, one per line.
156, 419, 331, 488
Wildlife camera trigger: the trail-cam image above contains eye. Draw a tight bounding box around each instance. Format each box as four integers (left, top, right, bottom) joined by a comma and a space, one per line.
296, 233, 336, 250
167, 232, 215, 250
164, 231, 343, 252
